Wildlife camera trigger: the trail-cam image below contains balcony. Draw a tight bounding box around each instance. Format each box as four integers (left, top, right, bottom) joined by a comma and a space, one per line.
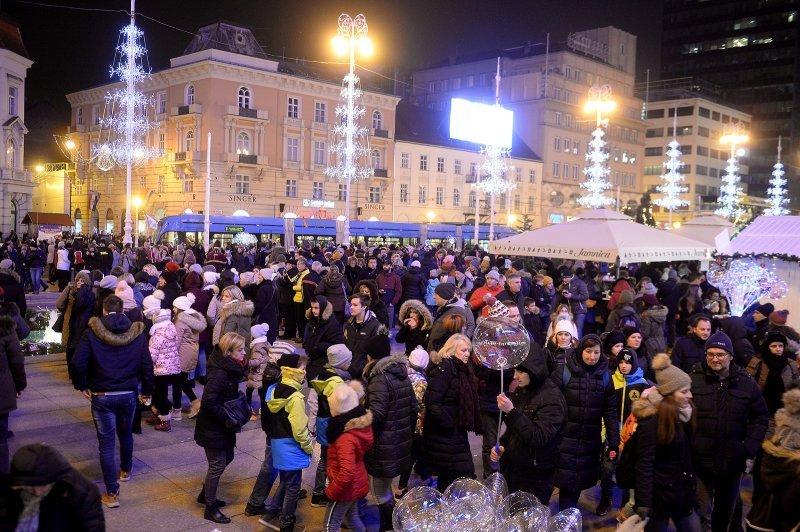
174, 152, 186, 162
239, 154, 258, 164
373, 128, 390, 139
311, 121, 329, 132
171, 104, 202, 116
0, 168, 32, 182
282, 116, 304, 128
225, 105, 269, 120
373, 168, 389, 178
225, 152, 267, 165
465, 173, 478, 183
170, 151, 202, 163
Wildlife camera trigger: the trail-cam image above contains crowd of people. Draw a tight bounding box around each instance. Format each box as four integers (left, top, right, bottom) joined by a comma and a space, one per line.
0, 230, 798, 531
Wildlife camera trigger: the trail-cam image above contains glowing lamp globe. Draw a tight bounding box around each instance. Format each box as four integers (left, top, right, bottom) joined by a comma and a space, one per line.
472, 317, 530, 370
392, 486, 448, 532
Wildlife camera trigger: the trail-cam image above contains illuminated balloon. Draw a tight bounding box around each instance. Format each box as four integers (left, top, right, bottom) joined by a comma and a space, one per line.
548, 507, 582, 531
770, 279, 788, 300
393, 486, 448, 532
472, 317, 531, 370
704, 258, 789, 316
497, 491, 550, 532
484, 472, 508, 508
442, 478, 495, 530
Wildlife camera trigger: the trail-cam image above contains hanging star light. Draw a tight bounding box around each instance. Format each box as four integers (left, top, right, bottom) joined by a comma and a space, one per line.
232, 232, 258, 247
707, 258, 788, 316
764, 138, 790, 216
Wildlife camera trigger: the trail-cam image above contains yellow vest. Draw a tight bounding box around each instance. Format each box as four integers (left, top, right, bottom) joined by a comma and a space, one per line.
293, 269, 309, 303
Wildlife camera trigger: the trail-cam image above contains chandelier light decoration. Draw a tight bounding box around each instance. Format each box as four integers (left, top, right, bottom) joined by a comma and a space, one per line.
764, 137, 790, 216
707, 258, 788, 316
715, 122, 748, 221
476, 144, 515, 241
579, 84, 615, 208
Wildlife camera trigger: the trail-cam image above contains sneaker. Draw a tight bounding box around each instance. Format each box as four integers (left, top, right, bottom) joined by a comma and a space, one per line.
171, 408, 182, 421
595, 495, 613, 516
298, 488, 308, 500
101, 492, 120, 508
310, 492, 330, 507
244, 502, 267, 516
154, 419, 171, 432
258, 509, 281, 530
119, 470, 131, 482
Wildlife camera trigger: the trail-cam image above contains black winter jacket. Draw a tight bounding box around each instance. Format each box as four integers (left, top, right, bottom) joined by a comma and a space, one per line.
315, 271, 350, 313
363, 354, 417, 478
0, 315, 26, 416
400, 268, 427, 302
670, 333, 706, 374
0, 268, 25, 316
194, 350, 246, 449
689, 361, 769, 476
395, 300, 432, 355
254, 279, 279, 343
344, 312, 383, 379
303, 300, 346, 380
718, 316, 756, 367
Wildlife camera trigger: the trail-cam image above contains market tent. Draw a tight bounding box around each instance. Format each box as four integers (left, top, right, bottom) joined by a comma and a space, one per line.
673, 215, 733, 253
488, 208, 714, 263
21, 212, 73, 225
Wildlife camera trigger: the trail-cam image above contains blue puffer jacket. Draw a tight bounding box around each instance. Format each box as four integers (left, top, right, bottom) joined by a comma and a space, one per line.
265, 366, 313, 470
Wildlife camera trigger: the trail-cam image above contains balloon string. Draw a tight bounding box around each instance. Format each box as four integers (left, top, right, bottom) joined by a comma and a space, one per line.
496, 369, 503, 449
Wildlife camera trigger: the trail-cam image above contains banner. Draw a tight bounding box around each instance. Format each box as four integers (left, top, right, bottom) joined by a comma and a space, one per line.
37, 224, 63, 242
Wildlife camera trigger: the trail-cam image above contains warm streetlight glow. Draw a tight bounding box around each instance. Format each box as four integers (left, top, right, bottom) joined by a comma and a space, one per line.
332, 35, 348, 56
35, 164, 44, 173
368, 216, 379, 222
584, 84, 616, 124
508, 213, 517, 225
358, 36, 373, 57
672, 221, 682, 229
720, 132, 749, 145
65, 139, 76, 150
336, 215, 347, 221
426, 211, 435, 223
131, 196, 142, 208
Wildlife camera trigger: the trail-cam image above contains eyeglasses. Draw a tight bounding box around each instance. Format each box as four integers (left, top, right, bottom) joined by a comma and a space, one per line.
706, 352, 729, 360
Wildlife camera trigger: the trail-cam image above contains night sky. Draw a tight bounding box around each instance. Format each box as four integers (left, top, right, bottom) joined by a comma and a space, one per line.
6, 0, 663, 125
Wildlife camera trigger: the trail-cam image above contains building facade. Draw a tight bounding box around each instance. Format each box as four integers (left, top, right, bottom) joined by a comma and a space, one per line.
0, 16, 33, 237
411, 26, 646, 223
62, 23, 399, 237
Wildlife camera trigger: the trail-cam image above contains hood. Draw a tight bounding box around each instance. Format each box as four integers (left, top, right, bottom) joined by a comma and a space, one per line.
0, 314, 15, 338
641, 305, 669, 321
0, 301, 20, 318
568, 335, 608, 375
632, 387, 663, 420
221, 299, 254, 320
326, 405, 374, 445
88, 315, 145, 346
176, 310, 206, 333
183, 271, 202, 290
0, 267, 20, 284
365, 353, 409, 381
449, 298, 469, 310
306, 296, 333, 321
616, 304, 637, 316
323, 270, 344, 287
353, 279, 378, 301
719, 316, 751, 342
9, 444, 75, 487
266, 368, 305, 413
398, 299, 433, 330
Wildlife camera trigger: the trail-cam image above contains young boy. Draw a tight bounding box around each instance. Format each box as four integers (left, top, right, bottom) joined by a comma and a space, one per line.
522, 297, 544, 346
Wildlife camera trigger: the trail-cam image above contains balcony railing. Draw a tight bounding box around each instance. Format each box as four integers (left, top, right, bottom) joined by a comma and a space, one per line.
238, 154, 258, 164
174, 152, 187, 162
239, 107, 257, 118
373, 128, 389, 138
225, 105, 268, 120
373, 168, 388, 178
171, 104, 202, 116
465, 173, 478, 183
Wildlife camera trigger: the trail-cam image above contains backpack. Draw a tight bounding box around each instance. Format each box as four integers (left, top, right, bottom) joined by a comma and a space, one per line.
615, 313, 640, 331
614, 413, 640, 489
74, 250, 84, 265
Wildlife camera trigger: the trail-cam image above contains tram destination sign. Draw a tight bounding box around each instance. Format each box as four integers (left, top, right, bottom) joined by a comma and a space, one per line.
225, 226, 245, 232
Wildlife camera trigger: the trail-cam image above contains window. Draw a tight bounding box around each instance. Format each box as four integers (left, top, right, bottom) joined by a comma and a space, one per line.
469, 191, 476, 208
564, 138, 571, 153
573, 141, 579, 154
565, 114, 573, 128
614, 148, 620, 162
436, 187, 444, 205
8, 86, 17, 115
372, 110, 383, 130
420, 155, 428, 171
554, 137, 561, 151
76, 108, 83, 125
106, 176, 114, 194
157, 175, 164, 193
286, 138, 299, 162
645, 147, 663, 157
184, 130, 194, 152
697, 146, 709, 156
400, 183, 408, 203
646, 128, 663, 138
437, 157, 445, 172
238, 87, 251, 109
622, 174, 628, 186
314, 102, 326, 123
158, 132, 165, 152
369, 186, 381, 203
371, 149, 382, 169
185, 84, 195, 105
183, 179, 193, 193
313, 141, 326, 165
236, 131, 250, 155
287, 97, 299, 119
516, 168, 522, 182
529, 169, 536, 183
630, 175, 636, 188
696, 165, 708, 176
573, 165, 580, 180
614, 171, 620, 184
514, 194, 521, 210
698, 107, 710, 118
554, 112, 562, 126
454, 159, 462, 174
552, 162, 560, 177
529, 196, 535, 209
683, 145, 693, 155
646, 109, 665, 119
698, 126, 710, 137
286, 179, 297, 197
139, 175, 146, 189
313, 181, 324, 199
157, 92, 166, 114
418, 185, 427, 204
563, 163, 570, 178
453, 188, 461, 207
235, 174, 251, 194
92, 105, 100, 125
401, 152, 409, 169
470, 162, 478, 176
338, 183, 346, 201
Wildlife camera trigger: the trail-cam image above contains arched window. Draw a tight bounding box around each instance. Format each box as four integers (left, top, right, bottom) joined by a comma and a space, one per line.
74, 208, 82, 234
185, 130, 194, 152
371, 148, 382, 169
185, 84, 195, 105
105, 208, 115, 233
238, 87, 251, 109
6, 138, 16, 169
237, 131, 250, 155
10, 200, 17, 234
372, 110, 383, 130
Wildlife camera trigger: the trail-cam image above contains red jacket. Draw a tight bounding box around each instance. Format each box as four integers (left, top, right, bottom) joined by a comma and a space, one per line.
325, 408, 374, 503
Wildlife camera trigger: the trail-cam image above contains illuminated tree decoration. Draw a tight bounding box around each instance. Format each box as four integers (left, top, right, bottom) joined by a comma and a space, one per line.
715, 122, 748, 220
653, 139, 689, 212
578, 125, 613, 208
764, 139, 790, 216
707, 258, 788, 316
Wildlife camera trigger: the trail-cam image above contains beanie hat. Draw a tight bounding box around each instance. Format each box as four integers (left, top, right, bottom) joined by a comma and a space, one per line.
485, 270, 501, 281
268, 340, 297, 363
327, 344, 352, 370
173, 293, 196, 311
641, 293, 659, 307
410, 260, 421, 268
705, 330, 734, 355
617, 347, 640, 372
487, 300, 510, 319
114, 280, 136, 311
161, 270, 177, 285
239, 271, 255, 286
0, 258, 13, 269
770, 310, 789, 326
753, 303, 774, 318
553, 318, 574, 338
142, 293, 162, 315
640, 282, 658, 296
251, 323, 270, 339
164, 261, 180, 273
365, 332, 392, 360
134, 271, 150, 284
434, 282, 457, 301
99, 275, 118, 290
652, 353, 692, 396
619, 290, 634, 305
189, 264, 203, 274
409, 346, 430, 370
329, 381, 365, 416
764, 330, 788, 349
10, 444, 73, 487
603, 330, 626, 355
203, 271, 219, 285
622, 326, 642, 341
259, 268, 275, 282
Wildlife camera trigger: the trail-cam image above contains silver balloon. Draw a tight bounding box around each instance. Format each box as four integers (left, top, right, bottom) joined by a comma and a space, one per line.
442, 478, 495, 530
472, 317, 531, 370
484, 472, 509, 508
393, 486, 448, 532
497, 491, 550, 532
769, 279, 788, 300
548, 507, 582, 532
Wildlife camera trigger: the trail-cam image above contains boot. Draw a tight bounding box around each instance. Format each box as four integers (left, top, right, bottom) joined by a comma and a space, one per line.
187, 399, 201, 419
154, 414, 171, 432
377, 502, 395, 532
204, 503, 231, 524
197, 486, 226, 507
595, 494, 613, 516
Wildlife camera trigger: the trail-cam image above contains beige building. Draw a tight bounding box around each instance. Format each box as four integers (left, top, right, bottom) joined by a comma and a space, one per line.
411, 26, 646, 224
62, 23, 399, 236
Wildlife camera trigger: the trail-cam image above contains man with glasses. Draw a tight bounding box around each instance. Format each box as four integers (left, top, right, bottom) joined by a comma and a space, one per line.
689, 330, 768, 532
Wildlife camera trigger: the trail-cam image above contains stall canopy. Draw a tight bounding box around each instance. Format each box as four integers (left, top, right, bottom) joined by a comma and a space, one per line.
673, 215, 733, 253
21, 212, 73, 226
728, 215, 800, 257
489, 208, 714, 263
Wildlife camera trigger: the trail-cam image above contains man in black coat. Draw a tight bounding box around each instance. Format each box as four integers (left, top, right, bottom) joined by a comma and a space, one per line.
0, 259, 25, 315
344, 293, 383, 379
70, 295, 154, 508
671, 314, 711, 373
690, 331, 769, 532
400, 260, 427, 305
303, 295, 346, 380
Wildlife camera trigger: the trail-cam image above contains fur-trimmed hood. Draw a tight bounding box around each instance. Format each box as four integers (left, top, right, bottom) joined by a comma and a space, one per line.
398, 299, 433, 330
88, 314, 145, 346
344, 409, 373, 432
632, 387, 663, 420
305, 296, 333, 321
0, 314, 15, 338
353, 279, 379, 302
641, 304, 669, 321
0, 267, 20, 284
176, 309, 206, 333
220, 298, 254, 320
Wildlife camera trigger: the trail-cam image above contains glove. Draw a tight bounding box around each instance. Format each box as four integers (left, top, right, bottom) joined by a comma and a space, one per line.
745, 458, 754, 475
604, 446, 618, 461
635, 506, 650, 520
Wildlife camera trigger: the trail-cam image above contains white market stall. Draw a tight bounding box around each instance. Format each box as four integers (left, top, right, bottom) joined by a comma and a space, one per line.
488, 209, 714, 264
727, 215, 800, 329
673, 215, 733, 254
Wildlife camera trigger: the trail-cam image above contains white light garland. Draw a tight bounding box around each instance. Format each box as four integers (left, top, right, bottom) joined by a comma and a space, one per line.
764, 139, 790, 216
654, 139, 689, 212
578, 126, 613, 208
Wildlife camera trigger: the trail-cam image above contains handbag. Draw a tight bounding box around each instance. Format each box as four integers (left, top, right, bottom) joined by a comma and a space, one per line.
222, 391, 251, 431
343, 283, 351, 318
52, 312, 65, 333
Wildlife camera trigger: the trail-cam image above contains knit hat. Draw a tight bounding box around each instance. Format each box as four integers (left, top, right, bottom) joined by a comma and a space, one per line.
173, 293, 196, 312
0, 259, 13, 269
410, 260, 421, 268
239, 271, 255, 286
764, 330, 788, 348
189, 264, 203, 275
99, 275, 118, 290
142, 293, 162, 316
603, 330, 626, 354
327, 344, 352, 370
259, 268, 275, 282
619, 290, 634, 305
485, 270, 501, 281
652, 353, 692, 396
114, 280, 136, 311
622, 326, 642, 341
164, 261, 180, 273
553, 318, 574, 338
487, 300, 510, 318
365, 332, 392, 360
755, 302, 775, 317
268, 341, 297, 362
434, 282, 457, 301
641, 293, 660, 307
640, 282, 658, 296
161, 270, 177, 285
617, 347, 639, 372
704, 331, 734, 356
251, 323, 270, 339
329, 381, 365, 416
203, 271, 219, 285
409, 346, 430, 370
770, 310, 789, 326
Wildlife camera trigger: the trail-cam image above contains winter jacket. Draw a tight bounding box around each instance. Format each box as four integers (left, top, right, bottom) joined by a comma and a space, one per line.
468, 284, 504, 313
428, 300, 473, 352
376, 270, 403, 307
612, 367, 649, 426
315, 270, 351, 314
353, 279, 390, 327
310, 367, 349, 446
401, 267, 427, 303
640, 304, 668, 355
302, 270, 321, 308
60, 284, 96, 351
632, 394, 698, 518
292, 269, 309, 304
0, 301, 29, 340
408, 366, 427, 435
395, 300, 432, 355
558, 277, 589, 315
194, 349, 246, 450
71, 314, 153, 395
718, 316, 756, 367
212, 299, 254, 353
149, 314, 181, 376
671, 333, 707, 374
605, 303, 641, 333
246, 338, 271, 389
747, 423, 800, 532
344, 311, 383, 379
363, 354, 417, 478
303, 299, 346, 380
265, 366, 313, 470
530, 283, 552, 314
607, 279, 634, 311
551, 346, 620, 491
325, 407, 374, 503
0, 315, 26, 416
174, 310, 206, 373
544, 342, 574, 376
746, 354, 800, 415
689, 361, 769, 476
159, 281, 182, 313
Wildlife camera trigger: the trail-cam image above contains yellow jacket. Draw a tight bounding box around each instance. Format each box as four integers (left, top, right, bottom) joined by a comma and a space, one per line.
292, 269, 309, 303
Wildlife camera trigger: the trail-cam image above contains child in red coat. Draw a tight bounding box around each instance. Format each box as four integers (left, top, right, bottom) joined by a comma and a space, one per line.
322, 381, 374, 532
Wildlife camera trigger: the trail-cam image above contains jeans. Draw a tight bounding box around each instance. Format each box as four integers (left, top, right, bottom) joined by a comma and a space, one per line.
172, 372, 197, 409
323, 500, 366, 532
370, 475, 395, 505
697, 472, 742, 532
153, 374, 180, 416
91, 392, 136, 495
203, 446, 234, 506
558, 487, 583, 512
574, 312, 586, 338
480, 410, 500, 478
247, 438, 278, 507
0, 414, 9, 475
30, 267, 43, 294
645, 512, 702, 532
267, 469, 303, 528
314, 445, 328, 496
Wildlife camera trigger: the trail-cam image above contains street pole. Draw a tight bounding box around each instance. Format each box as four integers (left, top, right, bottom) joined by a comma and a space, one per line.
204, 132, 211, 251
122, 0, 136, 245
134, 203, 139, 249
342, 32, 355, 246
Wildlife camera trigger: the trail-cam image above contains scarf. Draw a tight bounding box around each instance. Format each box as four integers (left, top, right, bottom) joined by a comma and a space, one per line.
455, 359, 483, 434
14, 484, 54, 532
679, 404, 693, 423
762, 351, 790, 413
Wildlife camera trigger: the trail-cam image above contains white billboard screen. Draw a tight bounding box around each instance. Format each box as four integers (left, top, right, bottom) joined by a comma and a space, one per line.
449, 98, 513, 149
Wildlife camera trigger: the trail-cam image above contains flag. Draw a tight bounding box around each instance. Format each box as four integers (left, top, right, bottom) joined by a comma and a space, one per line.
145, 213, 159, 230
89, 191, 100, 212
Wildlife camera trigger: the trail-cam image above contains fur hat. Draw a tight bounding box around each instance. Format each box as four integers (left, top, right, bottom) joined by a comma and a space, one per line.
770, 310, 789, 326
603, 330, 626, 354
755, 303, 775, 317
329, 381, 365, 416
0, 259, 13, 269
409, 346, 430, 370
705, 331, 734, 356
99, 275, 118, 290
617, 347, 639, 373
75, 270, 92, 287
327, 344, 352, 370
652, 353, 691, 396
764, 330, 788, 348
173, 293, 196, 311
251, 323, 270, 339
434, 282, 456, 301
203, 271, 219, 285
365, 332, 392, 360
623, 326, 642, 340
487, 300, 510, 318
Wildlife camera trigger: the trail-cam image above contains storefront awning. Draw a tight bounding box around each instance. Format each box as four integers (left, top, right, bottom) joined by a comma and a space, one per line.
21, 212, 73, 226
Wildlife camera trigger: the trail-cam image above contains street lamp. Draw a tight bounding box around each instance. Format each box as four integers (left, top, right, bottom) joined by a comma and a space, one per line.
715, 122, 748, 220
325, 13, 374, 246
132, 196, 142, 248
579, 84, 616, 209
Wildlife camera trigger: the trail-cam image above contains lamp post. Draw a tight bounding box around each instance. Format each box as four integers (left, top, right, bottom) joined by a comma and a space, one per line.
326, 14, 373, 246
132, 196, 142, 248
715, 122, 748, 220
578, 84, 616, 209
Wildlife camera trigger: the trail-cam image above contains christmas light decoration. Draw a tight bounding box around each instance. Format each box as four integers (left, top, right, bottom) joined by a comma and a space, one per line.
232, 232, 258, 247
764, 138, 790, 216
715, 122, 748, 221
325, 13, 373, 245
707, 258, 788, 316
579, 84, 616, 208
475, 144, 514, 241
653, 138, 689, 224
